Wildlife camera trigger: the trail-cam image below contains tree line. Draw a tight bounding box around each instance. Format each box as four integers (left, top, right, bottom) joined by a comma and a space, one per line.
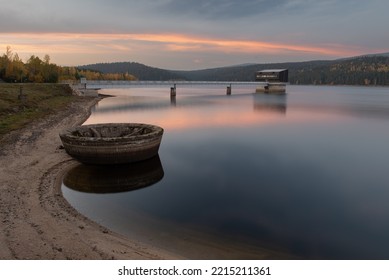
81, 56, 389, 86
175, 56, 389, 86
0, 46, 59, 83
0, 46, 137, 83
3, 45, 388, 85
290, 56, 389, 85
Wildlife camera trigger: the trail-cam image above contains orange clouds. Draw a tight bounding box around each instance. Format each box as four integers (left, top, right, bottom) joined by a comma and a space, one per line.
0, 32, 383, 66
1, 32, 371, 55
112, 33, 359, 56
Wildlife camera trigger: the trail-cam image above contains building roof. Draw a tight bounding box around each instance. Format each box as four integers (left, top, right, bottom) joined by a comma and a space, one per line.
257, 69, 287, 73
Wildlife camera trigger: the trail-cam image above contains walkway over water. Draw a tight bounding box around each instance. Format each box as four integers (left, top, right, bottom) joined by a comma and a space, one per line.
85, 80, 267, 88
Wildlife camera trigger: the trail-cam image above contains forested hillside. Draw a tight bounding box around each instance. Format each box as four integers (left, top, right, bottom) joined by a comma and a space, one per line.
2, 44, 388, 85
78, 62, 185, 81
175, 61, 332, 82
291, 56, 389, 85
174, 56, 389, 85
79, 55, 389, 86
0, 46, 137, 83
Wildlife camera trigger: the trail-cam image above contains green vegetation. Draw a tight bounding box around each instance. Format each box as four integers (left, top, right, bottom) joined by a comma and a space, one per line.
0, 83, 77, 138
0, 46, 137, 83
291, 56, 389, 85
76, 69, 137, 81
0, 46, 59, 83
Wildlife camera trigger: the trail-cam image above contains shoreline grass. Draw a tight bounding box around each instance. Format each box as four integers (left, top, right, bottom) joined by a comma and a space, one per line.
0, 83, 77, 139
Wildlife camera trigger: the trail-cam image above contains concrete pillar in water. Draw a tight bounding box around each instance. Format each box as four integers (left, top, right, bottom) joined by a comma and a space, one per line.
226, 84, 232, 95
170, 84, 176, 96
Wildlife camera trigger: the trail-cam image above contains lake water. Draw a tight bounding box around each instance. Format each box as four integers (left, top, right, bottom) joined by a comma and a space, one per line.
62, 85, 389, 259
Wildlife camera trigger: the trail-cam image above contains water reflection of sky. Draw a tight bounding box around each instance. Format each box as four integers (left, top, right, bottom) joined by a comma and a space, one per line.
63, 85, 389, 259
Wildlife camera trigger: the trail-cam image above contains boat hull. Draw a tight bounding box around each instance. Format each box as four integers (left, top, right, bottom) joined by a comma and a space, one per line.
59, 123, 163, 165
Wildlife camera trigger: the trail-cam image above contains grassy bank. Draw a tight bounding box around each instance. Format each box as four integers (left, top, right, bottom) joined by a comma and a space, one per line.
0, 83, 77, 139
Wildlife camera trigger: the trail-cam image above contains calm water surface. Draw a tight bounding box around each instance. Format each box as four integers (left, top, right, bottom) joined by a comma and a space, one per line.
62, 85, 389, 259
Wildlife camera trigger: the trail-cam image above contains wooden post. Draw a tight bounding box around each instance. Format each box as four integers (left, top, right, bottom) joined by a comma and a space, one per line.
18, 86, 26, 103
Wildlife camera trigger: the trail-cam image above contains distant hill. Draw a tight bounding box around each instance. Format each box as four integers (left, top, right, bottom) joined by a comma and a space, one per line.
360, 52, 389, 58
175, 56, 389, 85
79, 54, 389, 86
78, 62, 185, 81
174, 60, 332, 82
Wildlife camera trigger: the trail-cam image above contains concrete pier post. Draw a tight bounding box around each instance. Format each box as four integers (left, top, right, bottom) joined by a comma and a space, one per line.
264, 84, 269, 93
170, 84, 176, 96
226, 84, 232, 95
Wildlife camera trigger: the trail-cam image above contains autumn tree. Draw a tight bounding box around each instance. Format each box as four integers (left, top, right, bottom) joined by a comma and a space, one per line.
25, 54, 59, 83
0, 46, 12, 81
26, 55, 44, 82
57, 66, 79, 81
0, 54, 8, 80
7, 53, 27, 82
0, 46, 26, 82
41, 54, 59, 83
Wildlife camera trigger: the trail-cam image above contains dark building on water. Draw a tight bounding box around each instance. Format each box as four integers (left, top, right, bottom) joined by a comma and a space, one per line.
255, 69, 288, 83
255, 69, 288, 93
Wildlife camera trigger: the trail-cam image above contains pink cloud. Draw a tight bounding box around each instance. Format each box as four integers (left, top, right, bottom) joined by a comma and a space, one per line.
1, 32, 384, 66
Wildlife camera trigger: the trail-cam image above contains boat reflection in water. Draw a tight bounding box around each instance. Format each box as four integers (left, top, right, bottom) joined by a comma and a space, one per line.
63, 155, 164, 194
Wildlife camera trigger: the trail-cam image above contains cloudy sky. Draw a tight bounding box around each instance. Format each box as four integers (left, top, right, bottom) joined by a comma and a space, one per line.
1, 0, 388, 69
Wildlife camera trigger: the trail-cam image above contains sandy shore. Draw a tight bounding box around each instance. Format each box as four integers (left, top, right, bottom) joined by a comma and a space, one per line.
0, 94, 294, 260
0, 96, 177, 260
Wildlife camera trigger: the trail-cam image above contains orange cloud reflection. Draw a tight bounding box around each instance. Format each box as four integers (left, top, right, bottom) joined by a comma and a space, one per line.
84, 94, 346, 130
85, 104, 286, 130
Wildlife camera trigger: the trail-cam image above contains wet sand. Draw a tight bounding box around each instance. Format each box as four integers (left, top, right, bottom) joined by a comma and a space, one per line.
0, 96, 178, 259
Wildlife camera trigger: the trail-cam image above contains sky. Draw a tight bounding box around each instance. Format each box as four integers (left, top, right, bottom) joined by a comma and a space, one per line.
1, 0, 388, 70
